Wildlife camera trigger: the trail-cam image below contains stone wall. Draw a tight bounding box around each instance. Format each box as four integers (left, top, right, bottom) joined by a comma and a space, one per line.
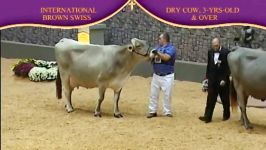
1, 6, 266, 63
1, 27, 77, 46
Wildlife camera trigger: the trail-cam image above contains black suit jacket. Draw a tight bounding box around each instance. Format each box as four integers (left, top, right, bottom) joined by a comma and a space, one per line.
206, 47, 230, 87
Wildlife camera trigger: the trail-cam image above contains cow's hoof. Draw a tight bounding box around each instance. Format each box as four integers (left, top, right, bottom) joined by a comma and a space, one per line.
114, 113, 123, 118
245, 125, 254, 130
94, 112, 102, 117
240, 120, 244, 125
65, 105, 74, 113
67, 109, 74, 113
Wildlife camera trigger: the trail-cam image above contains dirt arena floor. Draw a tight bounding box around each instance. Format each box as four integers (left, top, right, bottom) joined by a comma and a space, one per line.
2, 58, 266, 150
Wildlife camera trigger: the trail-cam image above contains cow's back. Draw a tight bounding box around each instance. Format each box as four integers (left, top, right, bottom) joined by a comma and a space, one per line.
228, 47, 266, 98
54, 38, 132, 89
55, 38, 103, 64
55, 38, 118, 68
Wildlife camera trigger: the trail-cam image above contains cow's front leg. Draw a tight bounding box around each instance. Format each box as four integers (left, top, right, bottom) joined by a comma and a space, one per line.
113, 89, 123, 118
237, 90, 252, 129
94, 87, 106, 117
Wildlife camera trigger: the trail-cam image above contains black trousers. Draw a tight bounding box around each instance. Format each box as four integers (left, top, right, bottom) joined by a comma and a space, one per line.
204, 82, 230, 121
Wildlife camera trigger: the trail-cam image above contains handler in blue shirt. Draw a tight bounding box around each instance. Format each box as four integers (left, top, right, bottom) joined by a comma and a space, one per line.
147, 33, 176, 118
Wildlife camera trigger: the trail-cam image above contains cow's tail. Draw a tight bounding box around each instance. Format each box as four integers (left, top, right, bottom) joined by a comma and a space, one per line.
230, 79, 238, 112
56, 69, 62, 99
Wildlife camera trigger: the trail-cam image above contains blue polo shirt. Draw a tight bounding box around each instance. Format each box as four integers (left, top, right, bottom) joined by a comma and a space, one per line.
153, 43, 176, 74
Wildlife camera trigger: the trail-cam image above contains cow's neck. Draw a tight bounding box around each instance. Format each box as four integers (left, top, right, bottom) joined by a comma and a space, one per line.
115, 47, 143, 73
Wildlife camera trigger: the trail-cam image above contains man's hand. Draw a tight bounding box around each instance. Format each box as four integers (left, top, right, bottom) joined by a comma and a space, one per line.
150, 49, 171, 61
220, 80, 226, 87
151, 49, 158, 55
149, 49, 158, 59
202, 79, 208, 92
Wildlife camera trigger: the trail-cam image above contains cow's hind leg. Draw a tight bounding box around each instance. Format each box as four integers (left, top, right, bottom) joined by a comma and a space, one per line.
64, 88, 74, 113
237, 91, 252, 129
94, 87, 106, 117
61, 71, 74, 113
113, 89, 123, 118
240, 114, 244, 125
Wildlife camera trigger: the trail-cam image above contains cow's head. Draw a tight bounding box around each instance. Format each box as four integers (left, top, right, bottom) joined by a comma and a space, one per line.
128, 38, 150, 57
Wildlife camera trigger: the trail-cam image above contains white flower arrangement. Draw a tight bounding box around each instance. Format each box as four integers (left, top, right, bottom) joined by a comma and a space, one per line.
29, 67, 47, 81
35, 60, 57, 68
46, 67, 58, 80
12, 58, 58, 82
28, 66, 58, 82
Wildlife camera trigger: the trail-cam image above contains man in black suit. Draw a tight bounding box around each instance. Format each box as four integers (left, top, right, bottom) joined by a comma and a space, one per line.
199, 38, 231, 123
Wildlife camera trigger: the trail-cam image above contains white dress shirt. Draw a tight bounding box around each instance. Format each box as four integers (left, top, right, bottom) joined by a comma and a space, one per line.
214, 47, 221, 64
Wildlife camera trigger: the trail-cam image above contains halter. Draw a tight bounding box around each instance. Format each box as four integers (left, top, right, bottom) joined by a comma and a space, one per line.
131, 45, 152, 57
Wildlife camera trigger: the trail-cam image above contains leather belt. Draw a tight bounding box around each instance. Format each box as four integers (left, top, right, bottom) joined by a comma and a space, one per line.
155, 72, 173, 76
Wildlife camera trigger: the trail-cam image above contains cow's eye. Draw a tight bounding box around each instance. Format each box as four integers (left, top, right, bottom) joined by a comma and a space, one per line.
135, 45, 141, 48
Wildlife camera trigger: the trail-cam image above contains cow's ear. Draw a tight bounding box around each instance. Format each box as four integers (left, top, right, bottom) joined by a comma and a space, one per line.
128, 45, 134, 52
131, 38, 137, 47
